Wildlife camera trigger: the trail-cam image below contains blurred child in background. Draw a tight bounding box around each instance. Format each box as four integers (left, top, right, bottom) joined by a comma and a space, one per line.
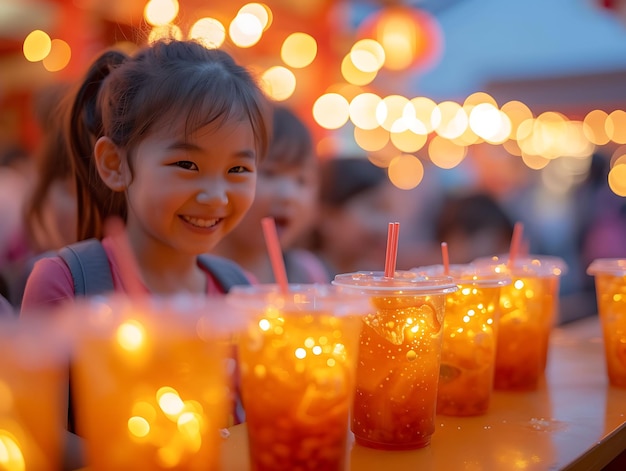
3, 82, 77, 306
213, 104, 328, 283
434, 191, 514, 264
309, 156, 400, 277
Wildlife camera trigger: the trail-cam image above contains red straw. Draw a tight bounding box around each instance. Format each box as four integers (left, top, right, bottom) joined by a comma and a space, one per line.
508, 221, 524, 268
104, 217, 145, 298
441, 242, 450, 276
384, 222, 400, 278
261, 217, 289, 293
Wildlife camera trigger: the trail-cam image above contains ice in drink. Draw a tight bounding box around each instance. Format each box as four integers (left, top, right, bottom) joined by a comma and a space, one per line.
71, 295, 233, 471
228, 284, 368, 471
475, 255, 566, 391
332, 271, 457, 450
413, 264, 510, 416
587, 258, 626, 387
0, 316, 69, 470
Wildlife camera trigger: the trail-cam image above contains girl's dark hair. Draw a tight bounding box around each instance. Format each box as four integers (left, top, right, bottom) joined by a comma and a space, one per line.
66, 39, 271, 240
266, 105, 314, 166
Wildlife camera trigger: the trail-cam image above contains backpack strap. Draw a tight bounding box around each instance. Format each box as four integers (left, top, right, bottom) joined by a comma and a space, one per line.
197, 254, 251, 292
58, 238, 114, 296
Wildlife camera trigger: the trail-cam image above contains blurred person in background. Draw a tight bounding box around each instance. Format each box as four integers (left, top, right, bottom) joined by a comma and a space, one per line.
1, 82, 77, 306
213, 104, 328, 283
308, 156, 405, 278
24, 81, 76, 255
578, 153, 626, 268
0, 145, 34, 299
434, 191, 515, 264
0, 293, 13, 317
565, 152, 626, 322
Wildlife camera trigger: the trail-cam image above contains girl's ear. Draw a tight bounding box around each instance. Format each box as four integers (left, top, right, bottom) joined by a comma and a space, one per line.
94, 136, 129, 191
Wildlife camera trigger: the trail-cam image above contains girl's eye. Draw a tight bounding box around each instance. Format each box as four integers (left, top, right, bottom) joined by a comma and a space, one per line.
229, 165, 250, 174
174, 161, 198, 171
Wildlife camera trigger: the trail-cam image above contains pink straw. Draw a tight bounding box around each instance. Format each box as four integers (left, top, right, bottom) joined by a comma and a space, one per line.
384, 222, 400, 278
441, 242, 450, 276
104, 217, 145, 298
508, 221, 524, 268
261, 217, 289, 294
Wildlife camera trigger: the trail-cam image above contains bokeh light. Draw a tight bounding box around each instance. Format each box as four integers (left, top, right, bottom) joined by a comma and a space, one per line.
390, 127, 427, 153
23, 30, 51, 62
350, 39, 385, 73
608, 163, 626, 196
408, 96, 437, 134
501, 100, 533, 140
606, 110, 626, 144
260, 66, 296, 101
354, 126, 389, 152
42, 39, 71, 72
611, 146, 626, 167
349, 93, 382, 130
341, 53, 377, 86
359, 6, 443, 72
388, 154, 424, 189
313, 93, 350, 129
229, 12, 263, 47
432, 101, 467, 139
189, 18, 226, 48
376, 95, 409, 131
583, 109, 610, 145
428, 135, 467, 169
144, 0, 179, 26
281, 32, 317, 68
238, 3, 272, 31
521, 152, 550, 170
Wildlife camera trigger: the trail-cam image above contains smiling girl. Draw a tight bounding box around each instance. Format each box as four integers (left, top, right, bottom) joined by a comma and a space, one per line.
20, 39, 271, 309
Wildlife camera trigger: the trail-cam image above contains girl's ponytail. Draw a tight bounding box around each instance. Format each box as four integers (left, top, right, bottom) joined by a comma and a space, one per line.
66, 50, 127, 241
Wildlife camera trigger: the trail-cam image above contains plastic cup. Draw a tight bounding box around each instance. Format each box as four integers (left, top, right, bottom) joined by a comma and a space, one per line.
332, 271, 458, 450
474, 255, 566, 391
0, 315, 69, 470
587, 258, 626, 387
412, 264, 511, 416
70, 295, 236, 471
227, 283, 369, 471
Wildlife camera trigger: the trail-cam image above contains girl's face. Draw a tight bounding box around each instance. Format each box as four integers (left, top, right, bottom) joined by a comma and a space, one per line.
227, 156, 319, 250
124, 117, 258, 257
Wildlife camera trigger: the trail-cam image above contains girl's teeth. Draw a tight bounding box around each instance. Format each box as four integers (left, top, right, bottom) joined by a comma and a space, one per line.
183, 216, 218, 228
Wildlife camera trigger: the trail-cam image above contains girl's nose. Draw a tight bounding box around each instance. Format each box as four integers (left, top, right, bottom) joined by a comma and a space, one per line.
195, 182, 228, 205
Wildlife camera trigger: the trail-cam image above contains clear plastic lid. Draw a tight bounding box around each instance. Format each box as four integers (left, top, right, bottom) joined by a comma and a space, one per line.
587, 258, 626, 276
227, 283, 372, 317
473, 254, 567, 277
411, 263, 512, 287
332, 270, 458, 295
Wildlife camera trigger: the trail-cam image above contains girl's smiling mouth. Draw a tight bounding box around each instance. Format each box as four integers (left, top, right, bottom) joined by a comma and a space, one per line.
181, 215, 220, 228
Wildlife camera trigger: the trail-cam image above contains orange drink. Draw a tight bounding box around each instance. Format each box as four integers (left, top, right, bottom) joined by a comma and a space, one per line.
227, 284, 369, 471
476, 255, 565, 391
587, 259, 626, 387
0, 315, 69, 470
413, 264, 510, 416
332, 271, 457, 450
71, 295, 234, 471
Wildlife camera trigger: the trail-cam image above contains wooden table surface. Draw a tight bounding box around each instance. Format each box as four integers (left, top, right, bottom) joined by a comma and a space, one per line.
220, 315, 626, 470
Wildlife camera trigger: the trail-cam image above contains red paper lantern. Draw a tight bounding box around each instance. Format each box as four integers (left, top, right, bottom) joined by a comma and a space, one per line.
357, 5, 443, 73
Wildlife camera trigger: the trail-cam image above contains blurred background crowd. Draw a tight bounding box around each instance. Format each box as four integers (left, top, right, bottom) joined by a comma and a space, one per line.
2, 0, 626, 322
